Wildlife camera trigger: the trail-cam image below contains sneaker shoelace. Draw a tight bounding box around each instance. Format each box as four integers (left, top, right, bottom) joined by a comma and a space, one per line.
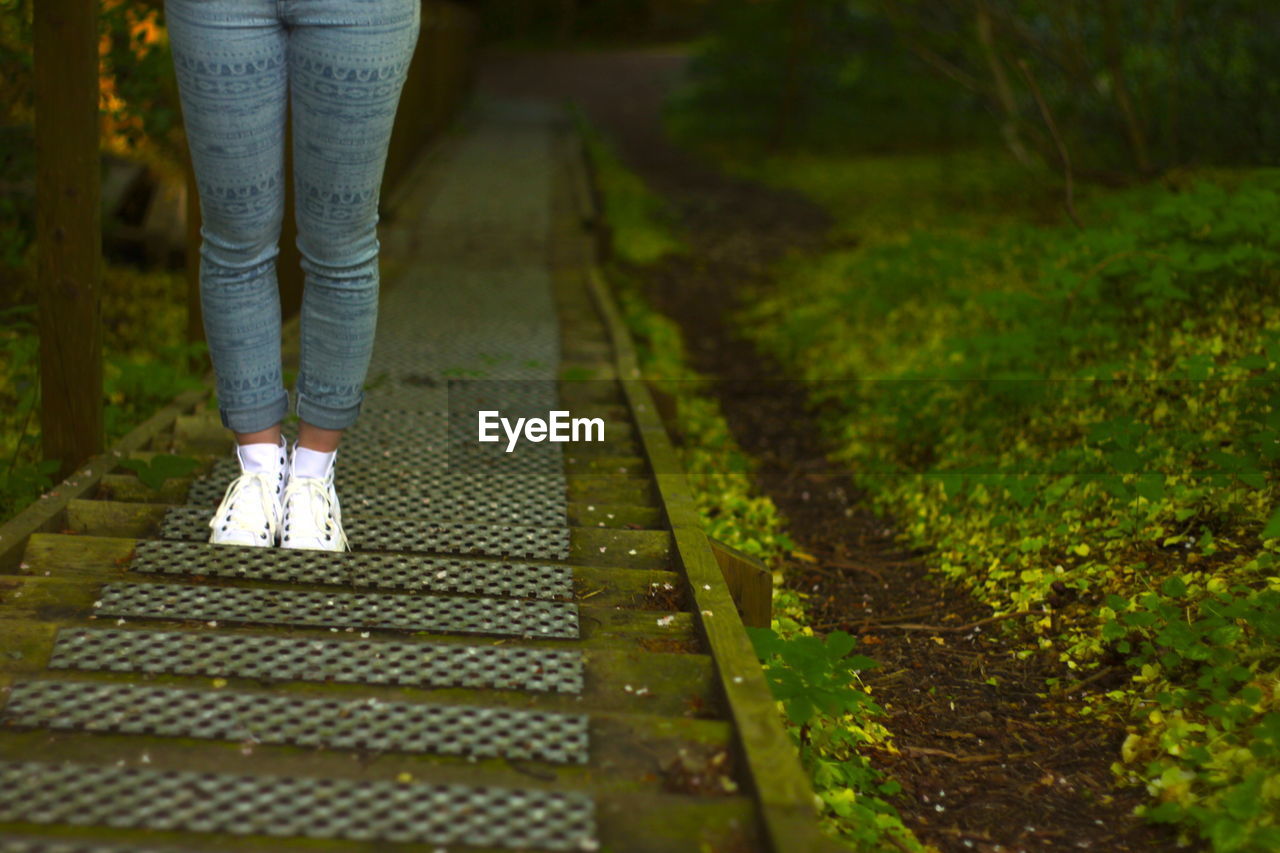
283, 477, 349, 551
209, 471, 280, 543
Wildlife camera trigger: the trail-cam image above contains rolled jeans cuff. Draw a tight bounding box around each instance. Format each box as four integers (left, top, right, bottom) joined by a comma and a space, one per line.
296, 391, 364, 431
220, 390, 290, 434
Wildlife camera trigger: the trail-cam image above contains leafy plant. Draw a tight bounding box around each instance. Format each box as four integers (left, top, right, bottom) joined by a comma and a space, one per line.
1103, 582, 1280, 851
1, 302, 45, 519
1, 270, 206, 524
747, 628, 881, 725
667, 0, 988, 155
0, 458, 60, 518
747, 627, 922, 851
105, 349, 206, 442
115, 453, 198, 491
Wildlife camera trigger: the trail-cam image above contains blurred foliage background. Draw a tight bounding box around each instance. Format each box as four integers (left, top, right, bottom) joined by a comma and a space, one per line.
672, 0, 1280, 176
0, 0, 181, 294
473, 0, 713, 43
0, 0, 202, 520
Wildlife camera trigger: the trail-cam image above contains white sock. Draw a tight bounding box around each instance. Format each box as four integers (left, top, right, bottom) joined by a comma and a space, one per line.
292, 444, 336, 479
237, 439, 286, 474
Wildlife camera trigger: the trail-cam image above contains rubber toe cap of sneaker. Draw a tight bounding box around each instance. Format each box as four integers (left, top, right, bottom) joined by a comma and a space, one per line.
209, 530, 274, 547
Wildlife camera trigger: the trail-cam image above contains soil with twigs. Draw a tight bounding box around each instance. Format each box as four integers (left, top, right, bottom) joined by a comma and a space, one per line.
479, 48, 1186, 853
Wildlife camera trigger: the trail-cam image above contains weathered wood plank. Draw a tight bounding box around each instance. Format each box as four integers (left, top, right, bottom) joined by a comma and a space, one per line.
95, 469, 659, 508
0, 621, 720, 719
20, 531, 677, 607
586, 259, 837, 851
0, 790, 759, 853
63, 499, 673, 565
569, 500, 664, 529
709, 536, 774, 629
0, 574, 699, 653
0, 690, 735, 793
0, 389, 208, 575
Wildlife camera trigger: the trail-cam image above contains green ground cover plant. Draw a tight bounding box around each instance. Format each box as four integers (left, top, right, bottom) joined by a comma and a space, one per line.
1, 258, 204, 522
665, 6, 1280, 840
116, 453, 199, 491
575, 111, 684, 267
716, 149, 1280, 849
581, 117, 925, 851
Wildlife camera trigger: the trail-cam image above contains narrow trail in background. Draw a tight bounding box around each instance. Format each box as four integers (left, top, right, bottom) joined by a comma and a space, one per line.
479, 49, 1184, 853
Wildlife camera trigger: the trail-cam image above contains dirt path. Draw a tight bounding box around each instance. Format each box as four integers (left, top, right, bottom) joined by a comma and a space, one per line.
478, 49, 1184, 853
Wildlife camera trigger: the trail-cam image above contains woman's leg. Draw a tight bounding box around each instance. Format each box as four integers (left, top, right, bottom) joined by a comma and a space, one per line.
297, 422, 343, 453
275, 0, 420, 551
167, 0, 291, 547
164, 0, 290, 446
286, 0, 422, 450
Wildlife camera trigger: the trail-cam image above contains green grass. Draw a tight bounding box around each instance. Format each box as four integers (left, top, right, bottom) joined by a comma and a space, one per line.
734, 147, 1067, 240
573, 110, 684, 266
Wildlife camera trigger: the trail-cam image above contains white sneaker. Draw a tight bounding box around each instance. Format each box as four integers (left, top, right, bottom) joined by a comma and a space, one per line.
208, 438, 288, 547
280, 443, 349, 552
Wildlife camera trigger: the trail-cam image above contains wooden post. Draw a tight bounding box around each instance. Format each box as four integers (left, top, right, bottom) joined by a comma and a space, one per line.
34, 0, 103, 481
708, 536, 774, 628
644, 378, 678, 434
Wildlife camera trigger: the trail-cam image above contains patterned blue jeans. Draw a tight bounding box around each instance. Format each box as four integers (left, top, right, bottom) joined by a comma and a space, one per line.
165, 0, 421, 432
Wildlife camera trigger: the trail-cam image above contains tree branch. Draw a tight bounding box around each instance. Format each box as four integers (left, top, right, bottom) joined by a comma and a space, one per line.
1100, 0, 1152, 173
975, 0, 1033, 166
1015, 58, 1081, 227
